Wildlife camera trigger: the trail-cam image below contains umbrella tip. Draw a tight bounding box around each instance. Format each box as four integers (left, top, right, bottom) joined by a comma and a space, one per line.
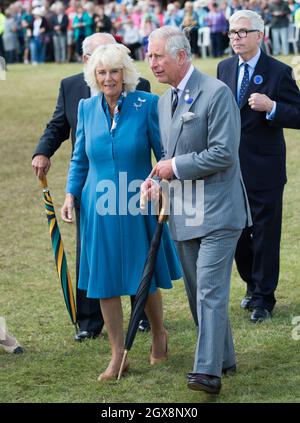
117, 350, 128, 381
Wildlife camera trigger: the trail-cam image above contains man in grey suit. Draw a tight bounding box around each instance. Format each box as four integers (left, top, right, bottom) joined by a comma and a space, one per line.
143, 26, 251, 394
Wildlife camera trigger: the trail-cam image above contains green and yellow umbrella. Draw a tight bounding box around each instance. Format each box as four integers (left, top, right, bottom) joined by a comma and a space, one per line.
40, 176, 78, 333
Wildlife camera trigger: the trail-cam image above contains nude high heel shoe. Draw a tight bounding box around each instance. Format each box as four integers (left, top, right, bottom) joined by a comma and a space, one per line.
0, 336, 23, 354
97, 362, 129, 382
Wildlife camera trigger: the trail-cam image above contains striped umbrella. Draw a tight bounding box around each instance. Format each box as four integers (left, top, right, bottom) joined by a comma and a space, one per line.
40, 176, 78, 333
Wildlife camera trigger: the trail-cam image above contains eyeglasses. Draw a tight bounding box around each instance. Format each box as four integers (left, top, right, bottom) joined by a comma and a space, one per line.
227, 29, 259, 39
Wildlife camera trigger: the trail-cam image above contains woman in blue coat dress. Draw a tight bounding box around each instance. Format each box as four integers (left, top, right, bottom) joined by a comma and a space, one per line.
61, 43, 181, 381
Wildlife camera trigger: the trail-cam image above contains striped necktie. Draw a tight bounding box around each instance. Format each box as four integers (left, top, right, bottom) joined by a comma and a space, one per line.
171, 88, 178, 117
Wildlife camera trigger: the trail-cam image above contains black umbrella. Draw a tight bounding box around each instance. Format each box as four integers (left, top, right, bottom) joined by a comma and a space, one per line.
117, 182, 168, 380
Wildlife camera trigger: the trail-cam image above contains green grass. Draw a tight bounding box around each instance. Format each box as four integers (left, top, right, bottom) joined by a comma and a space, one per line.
0, 57, 300, 403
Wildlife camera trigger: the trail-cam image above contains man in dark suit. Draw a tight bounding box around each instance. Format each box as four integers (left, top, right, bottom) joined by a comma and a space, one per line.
217, 10, 300, 322
32, 33, 151, 340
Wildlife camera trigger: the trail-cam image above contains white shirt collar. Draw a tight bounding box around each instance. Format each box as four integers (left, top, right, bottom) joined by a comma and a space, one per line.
174, 64, 195, 97
238, 48, 261, 69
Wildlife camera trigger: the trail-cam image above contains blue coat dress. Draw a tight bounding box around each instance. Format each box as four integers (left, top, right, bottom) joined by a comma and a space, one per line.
66, 90, 182, 299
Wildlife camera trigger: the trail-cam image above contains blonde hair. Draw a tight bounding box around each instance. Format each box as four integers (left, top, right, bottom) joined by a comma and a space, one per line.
84, 44, 139, 93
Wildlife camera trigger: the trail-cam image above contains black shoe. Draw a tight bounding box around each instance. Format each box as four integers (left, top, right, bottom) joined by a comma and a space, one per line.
74, 330, 101, 342
188, 364, 236, 379
222, 364, 237, 376
250, 307, 272, 323
138, 319, 151, 332
240, 294, 253, 310
187, 373, 221, 394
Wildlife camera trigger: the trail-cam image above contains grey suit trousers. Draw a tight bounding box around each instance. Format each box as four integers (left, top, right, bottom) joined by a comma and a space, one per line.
175, 228, 241, 377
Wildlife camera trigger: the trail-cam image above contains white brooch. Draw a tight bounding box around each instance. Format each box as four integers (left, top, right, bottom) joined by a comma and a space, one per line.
133, 97, 146, 110
181, 111, 196, 123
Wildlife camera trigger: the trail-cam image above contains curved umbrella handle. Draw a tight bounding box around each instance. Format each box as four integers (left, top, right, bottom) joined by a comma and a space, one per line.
158, 179, 169, 224
140, 178, 169, 223
40, 175, 48, 190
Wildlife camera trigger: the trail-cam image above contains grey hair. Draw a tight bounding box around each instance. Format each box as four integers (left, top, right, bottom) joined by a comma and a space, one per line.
84, 43, 139, 93
82, 33, 116, 56
149, 26, 192, 60
229, 10, 264, 32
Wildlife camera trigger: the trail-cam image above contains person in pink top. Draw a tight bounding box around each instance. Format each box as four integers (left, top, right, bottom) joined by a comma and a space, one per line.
131, 4, 143, 29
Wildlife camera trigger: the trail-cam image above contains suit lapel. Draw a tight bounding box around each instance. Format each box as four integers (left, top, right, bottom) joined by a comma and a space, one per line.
79, 72, 90, 99
84, 84, 90, 98
82, 81, 90, 99
167, 69, 202, 158
239, 51, 268, 109
72, 74, 90, 139
161, 89, 172, 154
227, 56, 239, 102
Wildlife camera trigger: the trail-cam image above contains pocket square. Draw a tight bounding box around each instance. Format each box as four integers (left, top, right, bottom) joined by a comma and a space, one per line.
181, 112, 196, 123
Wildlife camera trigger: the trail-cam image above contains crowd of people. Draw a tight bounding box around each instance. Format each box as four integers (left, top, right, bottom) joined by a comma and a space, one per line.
0, 0, 300, 65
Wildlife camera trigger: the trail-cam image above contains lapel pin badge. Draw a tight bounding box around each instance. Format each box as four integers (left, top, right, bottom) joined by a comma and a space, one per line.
253, 75, 263, 85
184, 89, 193, 104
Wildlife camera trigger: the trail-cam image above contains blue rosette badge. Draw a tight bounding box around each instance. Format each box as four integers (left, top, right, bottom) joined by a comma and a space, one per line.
253, 75, 263, 85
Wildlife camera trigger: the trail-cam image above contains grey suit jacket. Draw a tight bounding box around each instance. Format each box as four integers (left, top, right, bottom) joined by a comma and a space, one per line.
158, 68, 251, 241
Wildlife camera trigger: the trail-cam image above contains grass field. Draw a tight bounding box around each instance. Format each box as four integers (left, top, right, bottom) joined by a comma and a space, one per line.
0, 57, 300, 403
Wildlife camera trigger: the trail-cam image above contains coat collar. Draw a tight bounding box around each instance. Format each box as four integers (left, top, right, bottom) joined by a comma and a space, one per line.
96, 90, 146, 134
227, 55, 239, 102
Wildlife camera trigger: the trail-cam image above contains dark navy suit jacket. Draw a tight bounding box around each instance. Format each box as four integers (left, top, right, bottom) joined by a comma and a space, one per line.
51, 14, 69, 34
217, 50, 300, 191
34, 74, 151, 158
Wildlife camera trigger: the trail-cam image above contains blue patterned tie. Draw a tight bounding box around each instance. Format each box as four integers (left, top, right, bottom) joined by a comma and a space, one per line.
238, 63, 249, 107
171, 88, 178, 117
